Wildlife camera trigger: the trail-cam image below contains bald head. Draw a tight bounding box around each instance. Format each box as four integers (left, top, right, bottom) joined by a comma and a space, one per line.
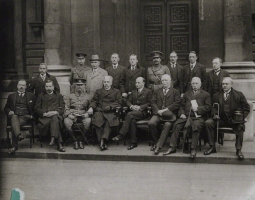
191, 77, 201, 91
161, 74, 171, 88
136, 77, 145, 89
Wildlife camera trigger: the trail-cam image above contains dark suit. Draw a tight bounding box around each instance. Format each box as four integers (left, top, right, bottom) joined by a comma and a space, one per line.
206, 69, 230, 96
119, 65, 146, 94
89, 87, 122, 141
148, 88, 181, 148
205, 89, 250, 150
183, 62, 207, 92
4, 92, 36, 148
167, 63, 184, 94
105, 65, 125, 89
119, 87, 152, 144
27, 73, 60, 97
169, 89, 211, 149
35, 91, 65, 144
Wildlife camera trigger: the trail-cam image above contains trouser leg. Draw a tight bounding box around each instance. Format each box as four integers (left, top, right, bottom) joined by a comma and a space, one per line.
169, 121, 185, 148
156, 122, 172, 148
64, 117, 77, 141
191, 119, 204, 149
148, 115, 160, 144
101, 120, 111, 141
50, 115, 62, 143
204, 118, 216, 146
235, 125, 244, 150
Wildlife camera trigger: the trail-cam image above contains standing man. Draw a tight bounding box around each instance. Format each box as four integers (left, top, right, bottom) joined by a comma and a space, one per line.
163, 77, 211, 158
183, 51, 207, 92
69, 52, 90, 92
27, 63, 60, 97
120, 54, 146, 99
147, 51, 170, 91
84, 54, 108, 100
88, 76, 122, 151
105, 53, 125, 89
35, 80, 66, 152
112, 77, 152, 150
168, 51, 184, 97
4, 80, 36, 154
206, 57, 230, 97
63, 79, 91, 150
148, 74, 181, 155
204, 77, 250, 159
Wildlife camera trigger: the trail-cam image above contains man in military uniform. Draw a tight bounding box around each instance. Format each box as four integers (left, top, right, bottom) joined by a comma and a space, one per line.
69, 52, 91, 93
84, 54, 108, 101
27, 63, 60, 97
105, 53, 125, 89
147, 51, 170, 91
63, 79, 91, 150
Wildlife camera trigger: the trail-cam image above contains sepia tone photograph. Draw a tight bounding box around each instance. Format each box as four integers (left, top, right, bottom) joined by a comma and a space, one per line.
0, 0, 255, 199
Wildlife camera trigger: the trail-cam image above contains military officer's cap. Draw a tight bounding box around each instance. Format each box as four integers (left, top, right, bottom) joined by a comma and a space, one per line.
74, 78, 86, 85
76, 52, 87, 58
150, 51, 163, 58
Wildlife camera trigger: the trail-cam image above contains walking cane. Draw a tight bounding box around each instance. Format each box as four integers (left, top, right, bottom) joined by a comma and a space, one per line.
74, 120, 90, 146
212, 103, 220, 144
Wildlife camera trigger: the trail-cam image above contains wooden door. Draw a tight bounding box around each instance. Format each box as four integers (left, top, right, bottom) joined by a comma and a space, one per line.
140, 0, 197, 67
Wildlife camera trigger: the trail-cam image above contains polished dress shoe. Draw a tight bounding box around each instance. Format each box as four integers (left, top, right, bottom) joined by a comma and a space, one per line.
58, 146, 66, 152
103, 144, 108, 150
17, 134, 24, 141
73, 141, 79, 150
127, 143, 137, 150
150, 145, 156, 151
163, 147, 176, 155
79, 141, 84, 149
100, 145, 104, 151
8, 147, 18, 155
154, 146, 161, 155
204, 146, 216, 155
190, 149, 196, 158
236, 150, 244, 159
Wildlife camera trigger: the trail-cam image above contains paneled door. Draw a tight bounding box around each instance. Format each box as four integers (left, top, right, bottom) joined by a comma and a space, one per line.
140, 0, 198, 67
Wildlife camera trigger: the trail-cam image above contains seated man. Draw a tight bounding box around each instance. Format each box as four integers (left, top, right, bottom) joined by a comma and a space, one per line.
64, 79, 91, 150
163, 77, 211, 158
35, 80, 66, 152
4, 79, 36, 154
148, 74, 181, 155
87, 76, 121, 151
204, 77, 250, 159
112, 77, 152, 150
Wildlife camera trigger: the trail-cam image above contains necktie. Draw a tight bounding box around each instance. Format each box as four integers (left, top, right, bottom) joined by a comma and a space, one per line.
224, 92, 229, 100
171, 64, 175, 68
131, 66, 135, 71
163, 89, 168, 95
41, 76, 45, 81
190, 64, 194, 70
19, 93, 24, 97
113, 65, 116, 69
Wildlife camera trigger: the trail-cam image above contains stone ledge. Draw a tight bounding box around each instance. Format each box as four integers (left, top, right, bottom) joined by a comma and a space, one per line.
222, 62, 255, 69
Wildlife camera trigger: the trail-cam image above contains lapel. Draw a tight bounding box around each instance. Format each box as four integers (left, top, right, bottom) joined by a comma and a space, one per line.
162, 87, 173, 99
209, 71, 213, 84
127, 66, 139, 77
91, 68, 100, 79
159, 88, 164, 100
101, 87, 114, 97
13, 92, 18, 108
219, 70, 224, 85
193, 63, 198, 74
110, 67, 118, 76
46, 92, 56, 101
218, 91, 223, 107
138, 88, 144, 97
37, 74, 45, 84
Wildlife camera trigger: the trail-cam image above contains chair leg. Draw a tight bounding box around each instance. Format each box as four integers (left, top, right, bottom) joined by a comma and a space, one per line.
40, 135, 43, 148
29, 131, 32, 148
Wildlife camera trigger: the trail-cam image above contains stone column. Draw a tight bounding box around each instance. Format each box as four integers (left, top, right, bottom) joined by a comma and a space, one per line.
224, 0, 253, 61
44, 0, 72, 95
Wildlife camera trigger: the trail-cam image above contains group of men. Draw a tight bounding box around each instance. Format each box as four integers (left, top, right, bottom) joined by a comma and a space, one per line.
5, 50, 250, 159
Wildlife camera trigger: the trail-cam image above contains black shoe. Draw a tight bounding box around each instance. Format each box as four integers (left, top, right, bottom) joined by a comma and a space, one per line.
17, 134, 24, 141
190, 149, 196, 158
154, 146, 161, 155
150, 145, 156, 151
100, 145, 104, 151
58, 147, 66, 152
204, 146, 216, 155
73, 141, 79, 150
127, 143, 137, 150
103, 144, 108, 150
8, 147, 18, 155
112, 134, 123, 141
79, 141, 84, 149
163, 147, 176, 155
236, 150, 244, 159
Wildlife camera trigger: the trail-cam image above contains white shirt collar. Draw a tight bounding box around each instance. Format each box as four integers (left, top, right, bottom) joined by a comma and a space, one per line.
224, 89, 231, 94
47, 91, 54, 95
190, 62, 196, 67
113, 63, 118, 68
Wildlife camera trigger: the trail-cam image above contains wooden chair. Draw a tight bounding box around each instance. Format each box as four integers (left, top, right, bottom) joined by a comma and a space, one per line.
6, 120, 35, 148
